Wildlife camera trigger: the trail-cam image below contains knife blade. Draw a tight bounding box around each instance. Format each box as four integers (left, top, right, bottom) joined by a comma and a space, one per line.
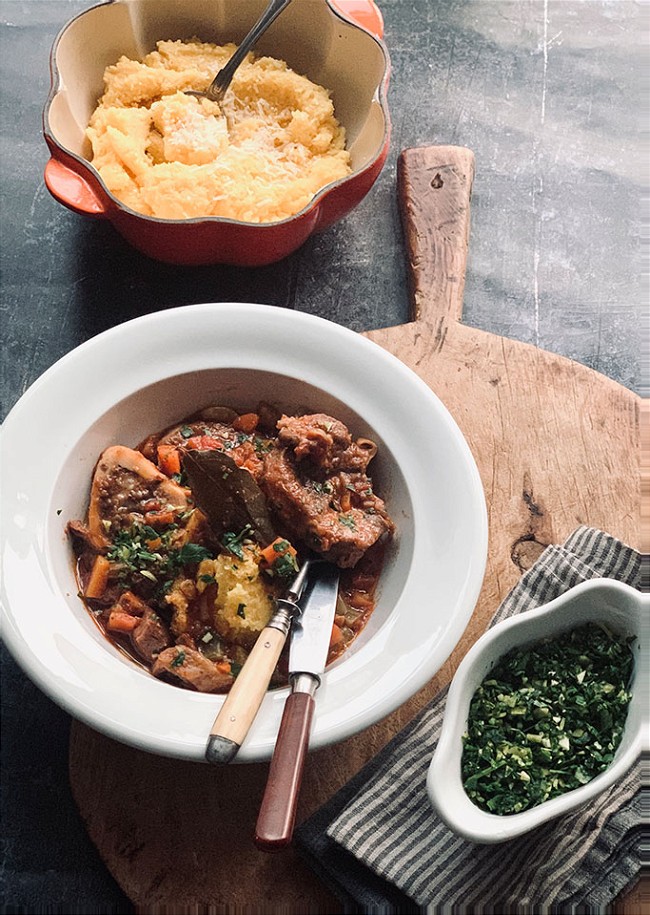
205, 560, 311, 764
254, 561, 340, 850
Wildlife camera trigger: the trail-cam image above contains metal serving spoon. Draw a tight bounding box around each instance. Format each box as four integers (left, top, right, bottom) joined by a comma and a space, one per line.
186, 0, 294, 105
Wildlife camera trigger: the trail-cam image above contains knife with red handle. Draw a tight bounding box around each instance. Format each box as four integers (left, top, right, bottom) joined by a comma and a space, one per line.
254, 562, 340, 850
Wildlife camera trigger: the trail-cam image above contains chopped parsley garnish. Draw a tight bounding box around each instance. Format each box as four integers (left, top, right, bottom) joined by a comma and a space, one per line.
221, 526, 252, 560
309, 480, 333, 495
169, 542, 212, 569
199, 573, 216, 584
254, 436, 272, 455
170, 650, 186, 668
339, 513, 356, 529
107, 523, 211, 586
461, 623, 634, 815
180, 426, 194, 438
272, 553, 299, 578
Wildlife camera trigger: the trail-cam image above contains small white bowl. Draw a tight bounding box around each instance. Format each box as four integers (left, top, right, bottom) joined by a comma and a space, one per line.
0, 303, 487, 762
427, 578, 648, 843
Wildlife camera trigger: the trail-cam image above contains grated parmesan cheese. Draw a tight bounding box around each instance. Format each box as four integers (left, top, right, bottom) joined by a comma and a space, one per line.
87, 39, 352, 222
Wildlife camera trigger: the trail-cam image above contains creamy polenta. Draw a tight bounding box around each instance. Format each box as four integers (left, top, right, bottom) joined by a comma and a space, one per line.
87, 39, 352, 222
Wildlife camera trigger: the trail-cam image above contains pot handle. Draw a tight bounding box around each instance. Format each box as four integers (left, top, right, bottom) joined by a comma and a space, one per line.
44, 157, 108, 218
331, 0, 384, 39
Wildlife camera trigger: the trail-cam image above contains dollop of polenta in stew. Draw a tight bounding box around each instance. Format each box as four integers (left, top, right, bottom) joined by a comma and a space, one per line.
68, 403, 394, 693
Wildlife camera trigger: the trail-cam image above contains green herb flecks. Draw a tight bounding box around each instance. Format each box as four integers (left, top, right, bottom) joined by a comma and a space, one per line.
461, 623, 634, 815
308, 480, 333, 495
338, 513, 356, 529
253, 436, 273, 455
272, 552, 299, 578
167, 541, 212, 570
170, 649, 186, 668
221, 526, 253, 560
107, 523, 211, 587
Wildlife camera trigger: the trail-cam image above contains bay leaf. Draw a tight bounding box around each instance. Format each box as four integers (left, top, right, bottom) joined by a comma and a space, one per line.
183, 449, 276, 545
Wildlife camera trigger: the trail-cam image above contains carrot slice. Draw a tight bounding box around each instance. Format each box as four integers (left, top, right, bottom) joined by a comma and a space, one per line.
106, 611, 139, 632
329, 623, 345, 648
232, 413, 259, 433
157, 444, 181, 477
259, 537, 297, 568
85, 555, 111, 599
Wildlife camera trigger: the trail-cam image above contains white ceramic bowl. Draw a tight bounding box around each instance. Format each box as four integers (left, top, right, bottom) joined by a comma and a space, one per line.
427, 578, 648, 843
0, 303, 487, 762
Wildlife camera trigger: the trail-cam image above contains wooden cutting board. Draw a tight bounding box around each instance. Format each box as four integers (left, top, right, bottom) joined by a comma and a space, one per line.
69, 146, 643, 914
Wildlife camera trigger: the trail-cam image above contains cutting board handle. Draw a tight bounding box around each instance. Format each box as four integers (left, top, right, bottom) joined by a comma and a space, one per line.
398, 146, 475, 325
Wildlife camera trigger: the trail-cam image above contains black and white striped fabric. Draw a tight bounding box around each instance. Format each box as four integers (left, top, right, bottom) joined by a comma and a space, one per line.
295, 527, 645, 914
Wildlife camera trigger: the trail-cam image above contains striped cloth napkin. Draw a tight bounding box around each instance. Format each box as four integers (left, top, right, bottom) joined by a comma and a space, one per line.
295, 527, 646, 914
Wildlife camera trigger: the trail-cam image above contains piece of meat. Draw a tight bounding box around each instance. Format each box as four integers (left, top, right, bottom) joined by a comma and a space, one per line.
88, 445, 189, 546
66, 518, 107, 553
130, 606, 172, 664
276, 414, 378, 473
261, 448, 393, 568
152, 646, 234, 692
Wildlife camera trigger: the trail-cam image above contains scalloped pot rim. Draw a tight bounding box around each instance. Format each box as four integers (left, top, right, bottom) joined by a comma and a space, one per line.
42, 0, 391, 264
1, 303, 488, 762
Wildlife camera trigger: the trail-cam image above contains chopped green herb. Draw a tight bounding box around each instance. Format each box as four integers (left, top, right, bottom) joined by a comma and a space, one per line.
272, 552, 299, 578
230, 660, 242, 678
221, 526, 252, 560
170, 650, 186, 668
309, 480, 333, 495
461, 623, 634, 815
338, 513, 356, 529
106, 522, 212, 590
180, 426, 194, 438
253, 436, 272, 455
170, 542, 212, 568
199, 573, 216, 584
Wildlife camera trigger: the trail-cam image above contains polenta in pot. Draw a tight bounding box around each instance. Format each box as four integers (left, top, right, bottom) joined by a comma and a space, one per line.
86, 40, 352, 222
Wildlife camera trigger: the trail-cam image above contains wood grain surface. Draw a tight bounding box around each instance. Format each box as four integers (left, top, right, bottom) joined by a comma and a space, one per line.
68, 146, 643, 914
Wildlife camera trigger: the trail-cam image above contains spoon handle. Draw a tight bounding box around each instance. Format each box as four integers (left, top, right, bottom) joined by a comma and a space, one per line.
254, 675, 317, 850
209, 0, 294, 101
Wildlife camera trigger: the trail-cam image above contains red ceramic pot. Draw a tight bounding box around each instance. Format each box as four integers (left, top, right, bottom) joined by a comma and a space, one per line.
43, 0, 391, 266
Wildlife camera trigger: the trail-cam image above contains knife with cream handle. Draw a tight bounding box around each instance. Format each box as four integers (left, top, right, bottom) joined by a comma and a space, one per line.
205, 560, 311, 764
254, 562, 340, 849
